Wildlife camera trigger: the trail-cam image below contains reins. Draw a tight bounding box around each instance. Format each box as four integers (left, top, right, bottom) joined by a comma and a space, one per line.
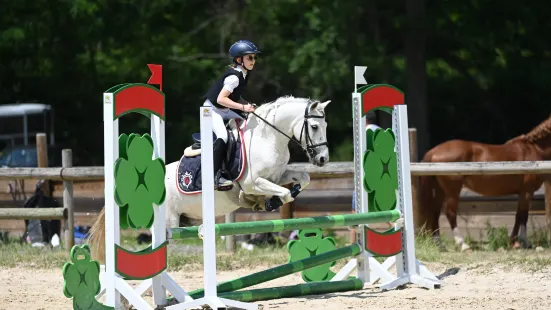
247, 101, 328, 157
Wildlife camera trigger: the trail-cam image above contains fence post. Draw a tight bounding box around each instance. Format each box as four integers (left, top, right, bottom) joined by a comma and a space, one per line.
545, 181, 551, 245
408, 128, 423, 232
63, 149, 75, 251
225, 212, 235, 252
36, 133, 51, 196
279, 202, 293, 220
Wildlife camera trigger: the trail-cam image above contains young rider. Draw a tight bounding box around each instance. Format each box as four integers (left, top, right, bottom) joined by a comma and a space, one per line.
202, 40, 260, 188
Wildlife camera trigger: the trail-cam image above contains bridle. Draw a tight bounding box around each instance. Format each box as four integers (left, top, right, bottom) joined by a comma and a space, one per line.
249, 100, 328, 158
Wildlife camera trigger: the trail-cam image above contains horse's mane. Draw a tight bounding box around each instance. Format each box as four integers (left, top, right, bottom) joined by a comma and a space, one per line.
524, 114, 551, 144
507, 114, 551, 144
253, 95, 310, 118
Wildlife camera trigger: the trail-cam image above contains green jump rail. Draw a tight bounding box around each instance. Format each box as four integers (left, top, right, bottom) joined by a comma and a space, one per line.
189, 243, 362, 299
217, 279, 363, 302
168, 210, 401, 239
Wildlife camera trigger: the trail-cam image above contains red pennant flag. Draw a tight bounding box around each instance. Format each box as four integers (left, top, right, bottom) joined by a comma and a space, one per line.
147, 64, 162, 91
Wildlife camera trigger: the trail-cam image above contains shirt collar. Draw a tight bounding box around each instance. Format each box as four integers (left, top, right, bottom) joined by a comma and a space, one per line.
233, 65, 247, 78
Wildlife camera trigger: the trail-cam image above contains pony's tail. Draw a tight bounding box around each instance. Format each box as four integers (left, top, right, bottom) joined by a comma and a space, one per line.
88, 207, 106, 264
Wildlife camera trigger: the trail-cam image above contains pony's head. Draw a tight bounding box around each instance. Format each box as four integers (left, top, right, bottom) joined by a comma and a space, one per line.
254, 96, 331, 167
291, 99, 331, 167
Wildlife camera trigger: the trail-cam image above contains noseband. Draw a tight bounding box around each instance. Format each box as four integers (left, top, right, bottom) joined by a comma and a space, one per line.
298, 101, 329, 157
249, 100, 328, 158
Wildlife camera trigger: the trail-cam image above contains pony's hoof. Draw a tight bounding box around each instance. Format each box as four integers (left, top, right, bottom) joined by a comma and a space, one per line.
460, 243, 472, 252
265, 196, 283, 212
290, 184, 302, 198
513, 240, 532, 250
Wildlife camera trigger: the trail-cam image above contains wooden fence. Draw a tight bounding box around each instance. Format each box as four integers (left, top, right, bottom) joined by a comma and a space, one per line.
0, 146, 76, 251
3, 161, 551, 180
2, 156, 551, 252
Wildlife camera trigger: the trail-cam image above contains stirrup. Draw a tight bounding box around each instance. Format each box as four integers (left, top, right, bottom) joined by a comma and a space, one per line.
215, 170, 233, 191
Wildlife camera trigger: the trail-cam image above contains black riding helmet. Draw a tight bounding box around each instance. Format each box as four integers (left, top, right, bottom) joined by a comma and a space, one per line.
229, 40, 261, 70
229, 40, 261, 57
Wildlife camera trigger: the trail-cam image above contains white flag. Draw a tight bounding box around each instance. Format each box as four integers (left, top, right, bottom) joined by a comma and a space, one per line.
354, 66, 367, 85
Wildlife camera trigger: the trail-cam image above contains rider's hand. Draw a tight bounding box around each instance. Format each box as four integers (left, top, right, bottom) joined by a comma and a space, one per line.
242, 104, 255, 112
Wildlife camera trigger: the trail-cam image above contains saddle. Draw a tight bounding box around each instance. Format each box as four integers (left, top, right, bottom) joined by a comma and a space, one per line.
177, 119, 246, 194
184, 119, 241, 168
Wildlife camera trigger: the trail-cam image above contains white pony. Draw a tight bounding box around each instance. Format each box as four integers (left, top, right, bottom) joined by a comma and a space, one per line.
89, 96, 330, 261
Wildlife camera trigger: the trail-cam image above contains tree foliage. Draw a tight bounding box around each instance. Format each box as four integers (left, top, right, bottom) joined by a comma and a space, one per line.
1, 0, 549, 164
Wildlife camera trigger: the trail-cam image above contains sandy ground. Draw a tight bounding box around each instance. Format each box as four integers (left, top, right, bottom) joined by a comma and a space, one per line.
1, 258, 551, 310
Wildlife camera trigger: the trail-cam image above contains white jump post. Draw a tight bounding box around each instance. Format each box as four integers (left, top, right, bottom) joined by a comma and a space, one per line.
166, 106, 258, 310
100, 66, 194, 309
332, 66, 441, 290
103, 85, 174, 308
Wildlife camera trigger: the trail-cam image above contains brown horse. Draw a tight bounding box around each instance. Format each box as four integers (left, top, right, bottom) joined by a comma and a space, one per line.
419, 115, 551, 251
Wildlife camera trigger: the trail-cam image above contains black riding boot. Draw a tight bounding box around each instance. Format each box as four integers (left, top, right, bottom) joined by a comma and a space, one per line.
212, 138, 233, 189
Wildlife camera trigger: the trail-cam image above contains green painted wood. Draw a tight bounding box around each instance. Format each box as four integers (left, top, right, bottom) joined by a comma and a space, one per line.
215, 279, 363, 302
189, 243, 361, 299
287, 228, 337, 282
170, 210, 401, 239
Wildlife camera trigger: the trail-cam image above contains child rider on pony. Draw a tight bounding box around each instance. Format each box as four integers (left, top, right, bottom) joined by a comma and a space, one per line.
202, 40, 260, 188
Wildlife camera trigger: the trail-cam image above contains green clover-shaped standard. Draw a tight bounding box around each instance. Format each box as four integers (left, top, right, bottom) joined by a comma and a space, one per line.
287, 228, 337, 282
62, 244, 113, 310
115, 133, 166, 229
362, 128, 398, 212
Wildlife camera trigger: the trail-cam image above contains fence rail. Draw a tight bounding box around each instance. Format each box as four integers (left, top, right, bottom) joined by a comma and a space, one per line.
0, 167, 104, 181
0, 208, 66, 220
2, 161, 550, 181
286, 161, 551, 178
1, 159, 550, 253
0, 143, 76, 253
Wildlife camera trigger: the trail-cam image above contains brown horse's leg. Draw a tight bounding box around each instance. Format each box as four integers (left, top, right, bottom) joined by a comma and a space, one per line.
439, 178, 471, 251
512, 191, 532, 249
431, 184, 446, 250
419, 175, 446, 250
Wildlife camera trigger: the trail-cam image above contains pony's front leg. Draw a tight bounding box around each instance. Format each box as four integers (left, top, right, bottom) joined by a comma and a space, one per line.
278, 170, 311, 199
251, 177, 294, 211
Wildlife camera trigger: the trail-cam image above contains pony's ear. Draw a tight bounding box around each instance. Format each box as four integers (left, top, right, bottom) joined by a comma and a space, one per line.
319, 100, 331, 110
309, 100, 331, 112
308, 101, 320, 112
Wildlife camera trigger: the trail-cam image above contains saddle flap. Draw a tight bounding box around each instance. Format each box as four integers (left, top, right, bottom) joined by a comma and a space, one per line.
226, 129, 237, 167
178, 123, 246, 195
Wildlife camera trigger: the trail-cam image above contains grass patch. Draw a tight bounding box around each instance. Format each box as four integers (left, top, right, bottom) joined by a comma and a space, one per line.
485, 221, 511, 251
0, 241, 69, 269
411, 227, 551, 272
2, 227, 551, 273
168, 246, 291, 272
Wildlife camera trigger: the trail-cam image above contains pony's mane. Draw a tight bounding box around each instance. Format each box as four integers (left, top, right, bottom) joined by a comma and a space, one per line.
253, 95, 311, 118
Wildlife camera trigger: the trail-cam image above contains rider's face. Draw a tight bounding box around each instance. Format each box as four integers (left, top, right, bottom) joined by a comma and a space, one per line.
242, 54, 256, 70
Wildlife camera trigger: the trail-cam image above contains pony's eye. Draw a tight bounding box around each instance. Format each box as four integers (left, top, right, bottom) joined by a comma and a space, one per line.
311, 125, 318, 130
